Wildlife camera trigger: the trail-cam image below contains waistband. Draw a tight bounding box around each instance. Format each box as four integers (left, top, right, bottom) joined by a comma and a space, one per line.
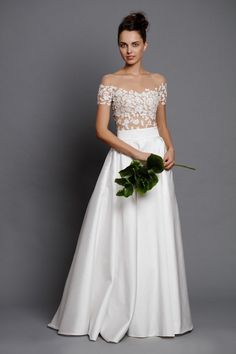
117, 126, 161, 140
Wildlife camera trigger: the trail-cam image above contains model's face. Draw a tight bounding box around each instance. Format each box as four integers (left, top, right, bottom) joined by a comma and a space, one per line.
118, 30, 147, 64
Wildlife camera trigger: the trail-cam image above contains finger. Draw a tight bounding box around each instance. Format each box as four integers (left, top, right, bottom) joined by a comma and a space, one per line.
165, 162, 175, 169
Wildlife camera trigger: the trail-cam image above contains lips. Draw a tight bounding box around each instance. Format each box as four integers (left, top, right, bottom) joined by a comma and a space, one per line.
127, 56, 134, 59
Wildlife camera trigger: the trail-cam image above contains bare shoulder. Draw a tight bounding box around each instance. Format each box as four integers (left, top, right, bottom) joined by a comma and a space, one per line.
99, 73, 115, 86
152, 72, 167, 85
100, 71, 124, 86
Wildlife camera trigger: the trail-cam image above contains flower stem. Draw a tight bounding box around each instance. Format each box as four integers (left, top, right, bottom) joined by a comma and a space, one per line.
174, 163, 196, 170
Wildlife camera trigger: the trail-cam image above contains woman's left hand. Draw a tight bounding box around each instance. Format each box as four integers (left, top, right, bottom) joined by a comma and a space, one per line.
164, 147, 175, 170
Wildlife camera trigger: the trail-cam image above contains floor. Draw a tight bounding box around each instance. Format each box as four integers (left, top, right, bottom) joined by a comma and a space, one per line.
0, 299, 235, 354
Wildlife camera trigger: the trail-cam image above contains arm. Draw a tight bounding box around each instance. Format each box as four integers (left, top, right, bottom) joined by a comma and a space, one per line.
156, 104, 175, 151
155, 74, 175, 170
95, 75, 149, 161
96, 106, 148, 161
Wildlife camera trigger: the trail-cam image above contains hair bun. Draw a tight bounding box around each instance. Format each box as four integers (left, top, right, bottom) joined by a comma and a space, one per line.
117, 11, 149, 43
129, 11, 149, 31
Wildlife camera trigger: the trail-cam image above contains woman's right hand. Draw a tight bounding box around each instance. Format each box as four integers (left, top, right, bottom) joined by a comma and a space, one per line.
136, 151, 152, 162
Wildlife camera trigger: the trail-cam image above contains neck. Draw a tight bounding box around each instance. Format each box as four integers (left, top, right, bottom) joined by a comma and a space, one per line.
123, 61, 146, 76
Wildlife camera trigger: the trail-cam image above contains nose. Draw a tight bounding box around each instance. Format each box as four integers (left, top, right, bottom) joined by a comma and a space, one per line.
127, 46, 132, 54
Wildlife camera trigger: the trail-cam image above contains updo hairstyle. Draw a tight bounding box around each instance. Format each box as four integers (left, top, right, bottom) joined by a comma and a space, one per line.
117, 11, 150, 44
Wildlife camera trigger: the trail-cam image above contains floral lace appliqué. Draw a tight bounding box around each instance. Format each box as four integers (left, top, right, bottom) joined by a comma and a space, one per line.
97, 82, 167, 130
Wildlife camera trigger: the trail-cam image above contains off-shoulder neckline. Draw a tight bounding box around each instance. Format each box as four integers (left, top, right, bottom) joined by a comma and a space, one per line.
99, 82, 166, 95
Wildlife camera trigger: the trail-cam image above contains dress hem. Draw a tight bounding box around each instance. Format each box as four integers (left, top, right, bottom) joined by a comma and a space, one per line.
47, 323, 194, 342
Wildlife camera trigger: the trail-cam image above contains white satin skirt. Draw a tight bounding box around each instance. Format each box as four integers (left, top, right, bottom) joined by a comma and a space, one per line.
47, 126, 194, 343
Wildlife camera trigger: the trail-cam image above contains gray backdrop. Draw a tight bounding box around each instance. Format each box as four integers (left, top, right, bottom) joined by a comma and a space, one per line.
0, 0, 235, 353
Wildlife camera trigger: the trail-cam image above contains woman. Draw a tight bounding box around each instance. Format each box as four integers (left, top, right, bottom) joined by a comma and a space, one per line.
47, 11, 194, 343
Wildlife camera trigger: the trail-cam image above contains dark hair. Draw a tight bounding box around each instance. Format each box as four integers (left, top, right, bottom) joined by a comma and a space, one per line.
117, 11, 149, 44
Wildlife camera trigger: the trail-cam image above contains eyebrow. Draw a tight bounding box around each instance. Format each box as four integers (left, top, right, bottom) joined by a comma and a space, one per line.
119, 41, 140, 44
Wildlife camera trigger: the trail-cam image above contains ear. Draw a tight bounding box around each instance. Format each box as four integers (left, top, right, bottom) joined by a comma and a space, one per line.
144, 42, 148, 51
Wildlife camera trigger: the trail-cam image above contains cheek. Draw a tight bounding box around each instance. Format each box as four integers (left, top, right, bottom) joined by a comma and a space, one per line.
132, 47, 142, 56
138, 47, 144, 54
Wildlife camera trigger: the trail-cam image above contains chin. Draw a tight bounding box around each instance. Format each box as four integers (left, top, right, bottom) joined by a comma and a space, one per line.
125, 58, 138, 64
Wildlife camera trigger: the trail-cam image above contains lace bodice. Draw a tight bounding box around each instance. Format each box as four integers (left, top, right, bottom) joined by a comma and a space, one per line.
97, 81, 167, 130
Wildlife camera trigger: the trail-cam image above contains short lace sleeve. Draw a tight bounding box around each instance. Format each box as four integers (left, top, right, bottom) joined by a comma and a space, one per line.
97, 74, 114, 106
159, 82, 167, 105
97, 84, 113, 105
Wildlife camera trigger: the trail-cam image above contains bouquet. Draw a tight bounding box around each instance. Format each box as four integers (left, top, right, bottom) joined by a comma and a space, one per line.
115, 153, 196, 198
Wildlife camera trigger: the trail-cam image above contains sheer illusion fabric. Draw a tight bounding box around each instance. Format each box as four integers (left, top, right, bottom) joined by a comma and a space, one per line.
97, 81, 167, 130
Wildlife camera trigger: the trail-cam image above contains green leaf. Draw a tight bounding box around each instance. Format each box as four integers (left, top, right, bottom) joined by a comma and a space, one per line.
146, 153, 164, 173
146, 170, 158, 190
114, 177, 129, 186
119, 159, 143, 177
136, 175, 149, 194
116, 182, 134, 197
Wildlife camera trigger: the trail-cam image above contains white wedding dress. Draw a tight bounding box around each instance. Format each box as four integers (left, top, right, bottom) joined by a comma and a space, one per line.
47, 74, 194, 343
